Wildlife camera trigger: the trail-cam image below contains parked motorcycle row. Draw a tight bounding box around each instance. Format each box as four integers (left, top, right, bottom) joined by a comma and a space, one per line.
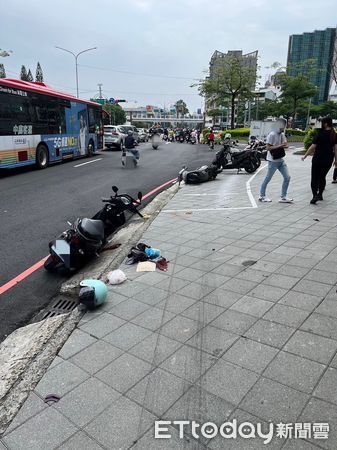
44, 186, 143, 273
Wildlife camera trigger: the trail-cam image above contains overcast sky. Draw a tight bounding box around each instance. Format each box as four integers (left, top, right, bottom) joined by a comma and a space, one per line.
1, 0, 336, 112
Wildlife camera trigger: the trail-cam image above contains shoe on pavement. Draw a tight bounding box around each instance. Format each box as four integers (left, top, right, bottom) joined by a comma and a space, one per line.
258, 196, 272, 202
310, 196, 319, 204
317, 194, 323, 201
279, 197, 293, 203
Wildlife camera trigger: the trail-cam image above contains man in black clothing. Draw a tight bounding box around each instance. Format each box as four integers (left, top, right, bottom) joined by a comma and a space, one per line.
124, 130, 139, 166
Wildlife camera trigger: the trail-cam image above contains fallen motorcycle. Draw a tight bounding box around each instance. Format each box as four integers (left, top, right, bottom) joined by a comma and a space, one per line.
178, 164, 218, 184
44, 186, 143, 273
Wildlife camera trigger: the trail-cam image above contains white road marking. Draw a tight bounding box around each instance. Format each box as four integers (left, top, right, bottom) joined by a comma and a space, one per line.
74, 158, 102, 168
163, 164, 267, 213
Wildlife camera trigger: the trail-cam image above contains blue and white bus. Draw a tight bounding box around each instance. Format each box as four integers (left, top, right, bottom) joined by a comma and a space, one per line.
0, 78, 104, 169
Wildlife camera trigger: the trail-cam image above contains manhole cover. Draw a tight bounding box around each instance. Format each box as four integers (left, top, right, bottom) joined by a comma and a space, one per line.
32, 297, 78, 322
242, 260, 257, 267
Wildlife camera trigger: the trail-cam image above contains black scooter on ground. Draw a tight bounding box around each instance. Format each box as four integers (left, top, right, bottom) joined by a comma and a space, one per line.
44, 186, 143, 273
213, 144, 260, 174
178, 164, 218, 184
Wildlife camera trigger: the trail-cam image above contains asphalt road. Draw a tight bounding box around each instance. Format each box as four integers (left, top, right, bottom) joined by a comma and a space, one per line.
0, 141, 217, 342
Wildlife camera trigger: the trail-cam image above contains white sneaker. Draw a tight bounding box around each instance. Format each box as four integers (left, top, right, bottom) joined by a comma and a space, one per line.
279, 197, 293, 203
258, 196, 272, 202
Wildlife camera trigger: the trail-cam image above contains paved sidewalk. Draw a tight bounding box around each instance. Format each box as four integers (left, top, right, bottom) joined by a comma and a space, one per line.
2, 152, 337, 449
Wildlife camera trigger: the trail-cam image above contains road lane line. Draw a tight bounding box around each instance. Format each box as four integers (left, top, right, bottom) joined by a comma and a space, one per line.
74, 158, 102, 168
0, 177, 178, 296
246, 164, 267, 208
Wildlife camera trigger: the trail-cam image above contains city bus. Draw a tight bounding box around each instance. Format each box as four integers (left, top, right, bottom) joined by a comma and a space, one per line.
0, 78, 104, 169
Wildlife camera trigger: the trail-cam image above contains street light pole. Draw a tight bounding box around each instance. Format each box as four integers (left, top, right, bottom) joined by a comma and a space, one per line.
55, 46, 97, 98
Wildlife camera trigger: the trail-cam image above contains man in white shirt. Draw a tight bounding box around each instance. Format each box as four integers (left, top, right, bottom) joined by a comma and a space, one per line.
259, 120, 293, 203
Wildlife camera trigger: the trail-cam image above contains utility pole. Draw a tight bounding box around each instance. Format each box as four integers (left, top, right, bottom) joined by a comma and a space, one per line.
98, 83, 103, 99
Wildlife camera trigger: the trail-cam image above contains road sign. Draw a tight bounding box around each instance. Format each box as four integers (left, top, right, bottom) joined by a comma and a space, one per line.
109, 98, 115, 104
95, 99, 106, 105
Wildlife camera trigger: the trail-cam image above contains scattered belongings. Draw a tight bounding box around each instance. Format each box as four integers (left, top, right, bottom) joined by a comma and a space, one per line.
125, 242, 169, 272
136, 261, 156, 272
107, 269, 127, 285
79, 279, 108, 309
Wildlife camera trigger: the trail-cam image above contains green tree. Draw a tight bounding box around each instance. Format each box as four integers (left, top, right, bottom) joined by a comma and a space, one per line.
102, 103, 126, 125
0, 63, 6, 78
20, 65, 29, 81
35, 62, 44, 82
175, 99, 189, 118
27, 69, 33, 82
196, 54, 256, 129
310, 101, 337, 118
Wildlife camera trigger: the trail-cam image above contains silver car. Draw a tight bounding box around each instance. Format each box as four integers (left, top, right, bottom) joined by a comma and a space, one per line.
103, 125, 126, 150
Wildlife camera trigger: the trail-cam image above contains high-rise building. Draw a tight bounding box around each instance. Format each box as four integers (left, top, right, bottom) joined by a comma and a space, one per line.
287, 27, 337, 103
209, 50, 258, 90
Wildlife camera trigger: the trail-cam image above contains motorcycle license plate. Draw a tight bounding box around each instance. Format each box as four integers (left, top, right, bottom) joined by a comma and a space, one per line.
51, 239, 71, 267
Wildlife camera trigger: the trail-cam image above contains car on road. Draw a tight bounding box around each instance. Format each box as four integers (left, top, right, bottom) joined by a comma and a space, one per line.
137, 128, 149, 142
103, 125, 126, 150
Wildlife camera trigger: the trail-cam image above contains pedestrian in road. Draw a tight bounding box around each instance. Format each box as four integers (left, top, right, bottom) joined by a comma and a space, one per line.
124, 130, 139, 166
302, 117, 337, 204
259, 120, 293, 203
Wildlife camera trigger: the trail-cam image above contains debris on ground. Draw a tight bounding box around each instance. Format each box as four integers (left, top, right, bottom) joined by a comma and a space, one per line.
107, 269, 127, 285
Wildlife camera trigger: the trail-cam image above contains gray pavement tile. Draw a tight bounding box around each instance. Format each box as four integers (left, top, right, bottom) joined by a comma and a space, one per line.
252, 242, 280, 252
243, 319, 295, 349
4, 392, 47, 435
47, 355, 64, 371
230, 296, 274, 318
175, 267, 205, 282
331, 353, 337, 369
197, 359, 259, 406
305, 269, 337, 285
211, 310, 257, 335
155, 276, 191, 293
236, 249, 268, 261
156, 293, 196, 314
85, 396, 155, 450
197, 273, 231, 289
282, 440, 321, 450
235, 269, 270, 284
272, 245, 302, 256
315, 299, 337, 319
227, 255, 258, 267
58, 431, 105, 450
263, 351, 325, 394
131, 307, 176, 331
160, 344, 216, 383
239, 377, 309, 423
135, 271, 169, 286
129, 333, 182, 365
181, 302, 225, 325
277, 264, 311, 278
219, 245, 246, 257
262, 252, 293, 264
104, 322, 152, 350
187, 248, 216, 258
104, 291, 129, 307
211, 263, 245, 277
186, 325, 238, 357
284, 330, 337, 365
35, 359, 89, 398
222, 338, 278, 373
278, 291, 323, 312
263, 304, 310, 327
248, 260, 283, 273
69, 340, 123, 375
293, 279, 332, 297
262, 274, 300, 290
159, 315, 201, 343
79, 312, 125, 338
109, 280, 148, 297
287, 256, 321, 269
136, 286, 169, 306
55, 377, 120, 427
191, 259, 223, 272
301, 313, 337, 340
95, 353, 151, 393
299, 398, 337, 449
108, 298, 151, 321
58, 329, 97, 359
315, 260, 337, 273
126, 367, 191, 416
220, 278, 258, 295
2, 408, 77, 450
175, 255, 201, 268
177, 282, 215, 300
314, 367, 337, 405
248, 284, 288, 302
133, 426, 205, 449
202, 288, 243, 309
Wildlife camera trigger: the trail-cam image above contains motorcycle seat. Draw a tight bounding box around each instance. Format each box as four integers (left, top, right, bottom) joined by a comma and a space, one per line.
232, 150, 249, 157
78, 218, 105, 241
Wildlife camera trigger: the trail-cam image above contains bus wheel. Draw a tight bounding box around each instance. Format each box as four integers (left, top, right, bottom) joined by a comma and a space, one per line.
36, 144, 49, 169
87, 140, 94, 157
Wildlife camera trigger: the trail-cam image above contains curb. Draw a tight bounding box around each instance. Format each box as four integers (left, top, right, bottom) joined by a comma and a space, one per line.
0, 181, 180, 436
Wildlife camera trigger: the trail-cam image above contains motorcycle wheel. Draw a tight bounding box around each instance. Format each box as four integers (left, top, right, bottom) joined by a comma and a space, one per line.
244, 160, 258, 173
44, 255, 60, 272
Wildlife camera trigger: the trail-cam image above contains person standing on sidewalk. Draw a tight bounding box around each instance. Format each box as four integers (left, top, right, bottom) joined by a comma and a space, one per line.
259, 120, 293, 203
302, 117, 337, 204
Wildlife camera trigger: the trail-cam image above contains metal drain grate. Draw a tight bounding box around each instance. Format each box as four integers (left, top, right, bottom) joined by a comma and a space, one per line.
32, 297, 79, 322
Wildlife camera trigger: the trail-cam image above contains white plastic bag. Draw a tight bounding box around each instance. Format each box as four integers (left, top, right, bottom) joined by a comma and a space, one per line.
107, 269, 127, 285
